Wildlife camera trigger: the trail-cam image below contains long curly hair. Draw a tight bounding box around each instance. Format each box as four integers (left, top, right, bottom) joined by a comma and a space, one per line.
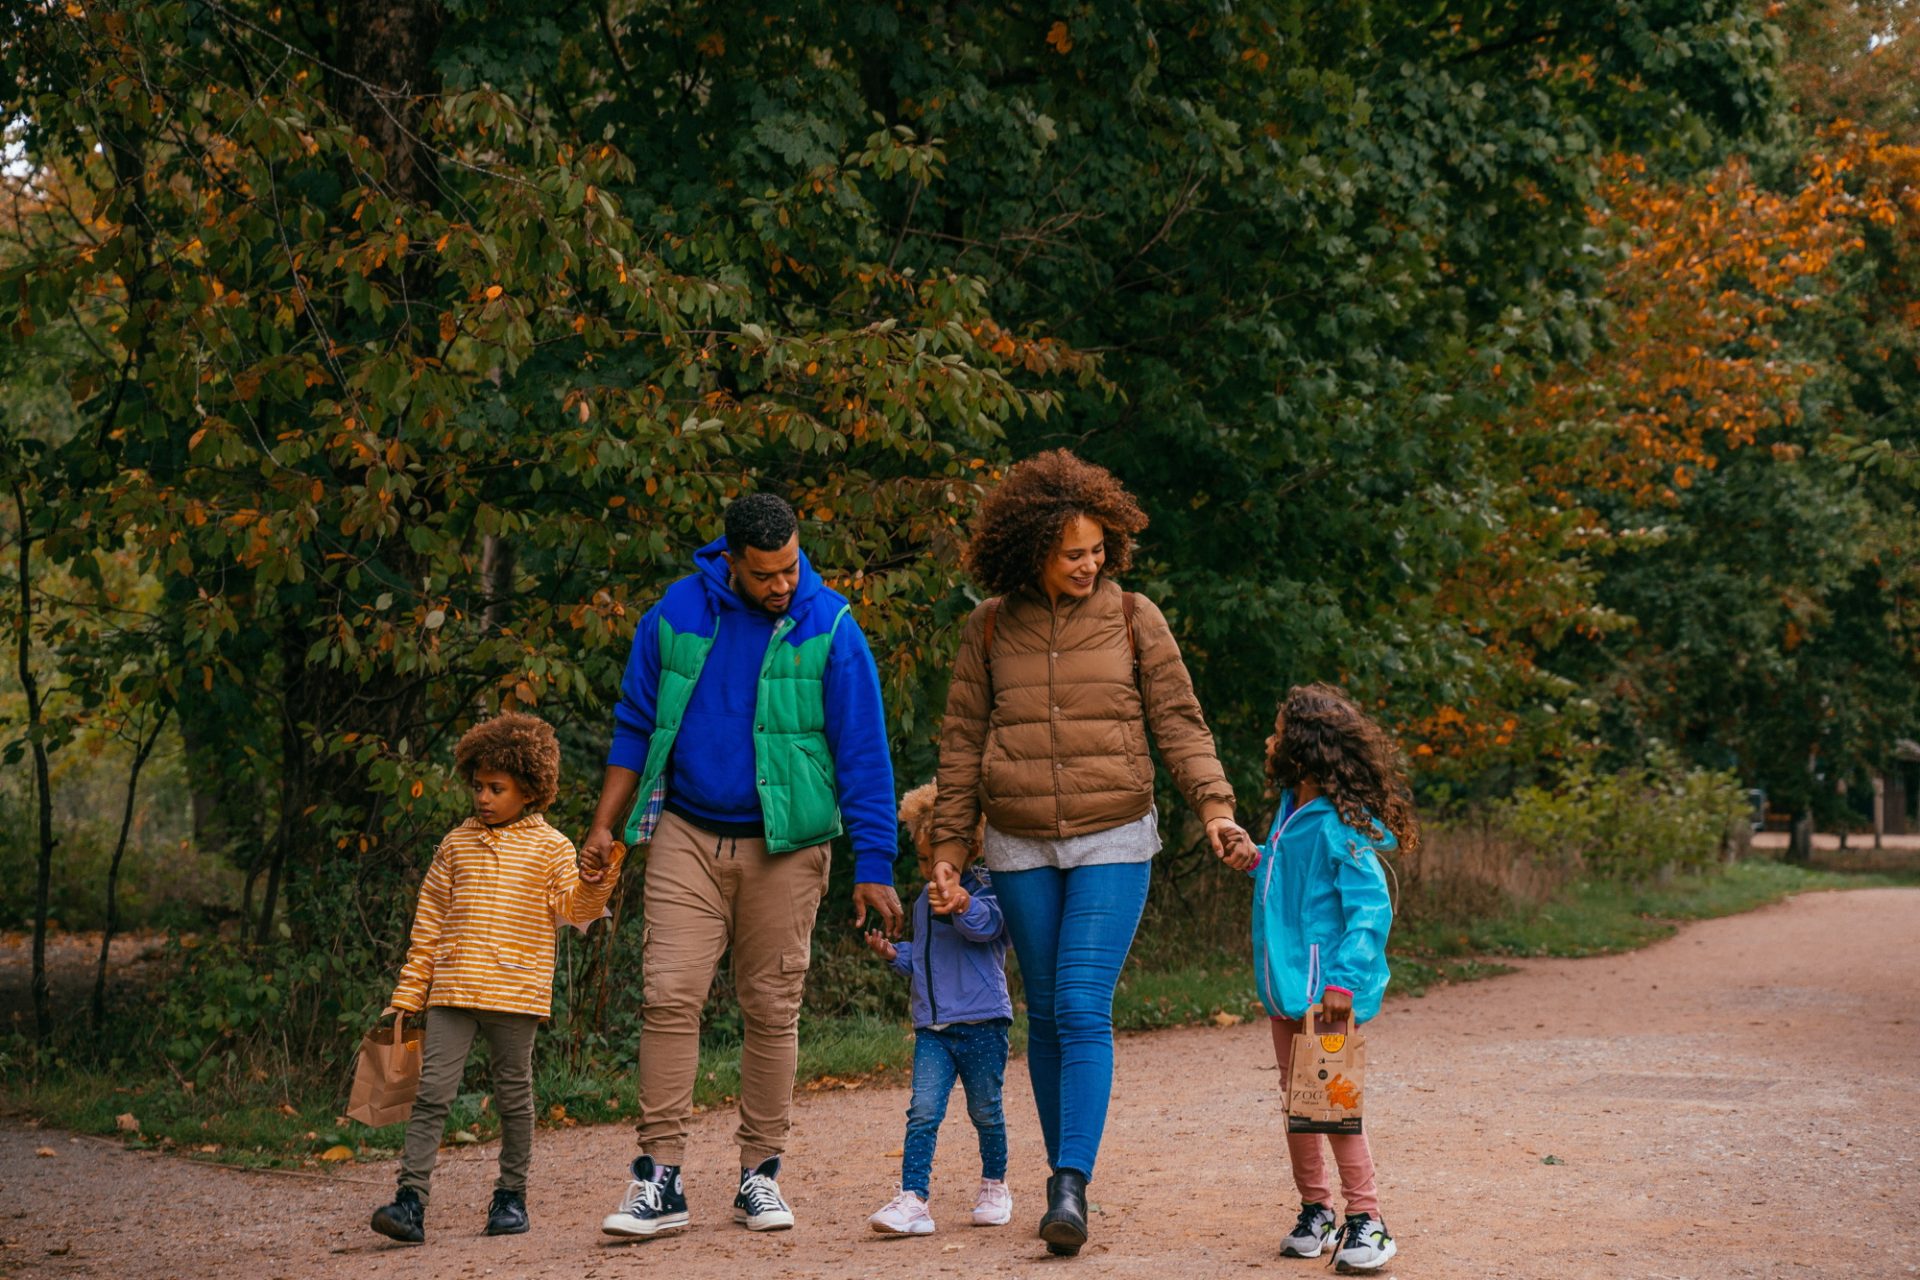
1264, 683, 1418, 853
454, 712, 561, 813
962, 449, 1149, 596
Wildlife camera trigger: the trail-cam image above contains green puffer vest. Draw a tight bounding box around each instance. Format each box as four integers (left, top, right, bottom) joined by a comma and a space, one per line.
623, 605, 851, 854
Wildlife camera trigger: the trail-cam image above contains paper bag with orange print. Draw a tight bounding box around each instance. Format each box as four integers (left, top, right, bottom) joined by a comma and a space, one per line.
1286, 1003, 1366, 1135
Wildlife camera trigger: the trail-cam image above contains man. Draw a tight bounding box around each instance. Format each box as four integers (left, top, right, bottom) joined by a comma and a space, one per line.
581, 492, 905, 1238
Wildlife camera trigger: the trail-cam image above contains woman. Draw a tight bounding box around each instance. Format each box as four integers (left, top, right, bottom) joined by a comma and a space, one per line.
928, 449, 1257, 1257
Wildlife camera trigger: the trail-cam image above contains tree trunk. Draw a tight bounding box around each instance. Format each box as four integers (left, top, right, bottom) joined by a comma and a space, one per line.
330, 0, 444, 206
13, 482, 57, 1044
1786, 811, 1814, 864
94, 708, 170, 1028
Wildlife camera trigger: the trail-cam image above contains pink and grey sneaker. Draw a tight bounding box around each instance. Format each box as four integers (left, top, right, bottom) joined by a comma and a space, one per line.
970, 1178, 1013, 1226
868, 1189, 936, 1235
1280, 1201, 1336, 1257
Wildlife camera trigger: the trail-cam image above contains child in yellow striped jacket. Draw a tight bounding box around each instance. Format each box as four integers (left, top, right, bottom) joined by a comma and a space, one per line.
369, 712, 624, 1245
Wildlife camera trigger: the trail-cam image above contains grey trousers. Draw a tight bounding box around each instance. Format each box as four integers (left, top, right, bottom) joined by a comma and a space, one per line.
398, 1006, 540, 1203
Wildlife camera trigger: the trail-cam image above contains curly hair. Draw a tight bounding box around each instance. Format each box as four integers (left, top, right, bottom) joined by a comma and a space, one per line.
454, 712, 561, 813
1264, 683, 1419, 854
962, 449, 1149, 596
899, 780, 981, 873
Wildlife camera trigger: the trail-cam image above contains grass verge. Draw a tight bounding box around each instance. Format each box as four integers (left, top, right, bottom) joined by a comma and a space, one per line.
4, 859, 1908, 1168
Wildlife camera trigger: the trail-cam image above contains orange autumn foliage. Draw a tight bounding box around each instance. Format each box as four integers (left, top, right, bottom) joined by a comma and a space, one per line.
1530, 148, 1881, 509
1408, 139, 1907, 768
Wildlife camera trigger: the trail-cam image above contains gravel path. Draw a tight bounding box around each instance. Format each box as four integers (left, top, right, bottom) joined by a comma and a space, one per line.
4, 887, 1917, 1280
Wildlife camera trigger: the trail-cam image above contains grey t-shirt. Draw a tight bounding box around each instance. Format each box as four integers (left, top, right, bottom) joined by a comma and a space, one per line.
981, 805, 1162, 873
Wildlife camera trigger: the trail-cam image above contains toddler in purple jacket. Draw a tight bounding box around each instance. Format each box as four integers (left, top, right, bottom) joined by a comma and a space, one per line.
862, 783, 1013, 1237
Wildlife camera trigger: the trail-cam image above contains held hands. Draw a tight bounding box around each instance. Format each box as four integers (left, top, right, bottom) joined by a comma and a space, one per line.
863, 928, 898, 962
578, 825, 617, 883
1206, 816, 1260, 872
927, 860, 971, 917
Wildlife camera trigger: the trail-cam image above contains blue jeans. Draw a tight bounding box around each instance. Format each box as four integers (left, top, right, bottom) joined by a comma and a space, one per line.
993, 860, 1152, 1180
901, 1020, 1011, 1197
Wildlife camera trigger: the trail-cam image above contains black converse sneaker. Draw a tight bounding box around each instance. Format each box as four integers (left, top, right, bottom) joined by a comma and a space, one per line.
1280, 1201, 1337, 1257
601, 1156, 689, 1237
733, 1156, 795, 1231
1331, 1213, 1397, 1273
370, 1184, 425, 1244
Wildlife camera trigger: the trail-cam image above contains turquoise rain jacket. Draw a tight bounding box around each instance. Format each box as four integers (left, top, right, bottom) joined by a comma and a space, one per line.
1251, 793, 1396, 1023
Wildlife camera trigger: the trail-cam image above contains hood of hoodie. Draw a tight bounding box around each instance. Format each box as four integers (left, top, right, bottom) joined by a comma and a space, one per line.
693, 536, 825, 616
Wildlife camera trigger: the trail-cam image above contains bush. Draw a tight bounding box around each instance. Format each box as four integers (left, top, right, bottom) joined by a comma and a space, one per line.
1496, 745, 1748, 881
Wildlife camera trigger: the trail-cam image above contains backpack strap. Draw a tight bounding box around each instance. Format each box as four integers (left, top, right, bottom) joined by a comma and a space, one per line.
980, 597, 1002, 705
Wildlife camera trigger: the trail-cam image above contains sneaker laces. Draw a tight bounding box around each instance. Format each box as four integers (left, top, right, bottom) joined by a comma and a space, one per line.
1337, 1215, 1382, 1251
620, 1177, 665, 1215
1290, 1204, 1331, 1239
882, 1190, 924, 1216
739, 1171, 787, 1214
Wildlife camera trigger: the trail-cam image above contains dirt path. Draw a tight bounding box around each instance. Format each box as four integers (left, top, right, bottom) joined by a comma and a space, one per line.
4, 888, 1918, 1280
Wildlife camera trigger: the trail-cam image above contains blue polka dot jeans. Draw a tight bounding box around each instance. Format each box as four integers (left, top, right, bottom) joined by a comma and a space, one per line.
900, 1019, 1011, 1197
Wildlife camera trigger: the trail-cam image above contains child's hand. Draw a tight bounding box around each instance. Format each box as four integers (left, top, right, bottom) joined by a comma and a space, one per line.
1316, 989, 1354, 1030
1207, 817, 1260, 872
579, 826, 616, 882
863, 928, 898, 962
578, 840, 606, 883
927, 861, 971, 916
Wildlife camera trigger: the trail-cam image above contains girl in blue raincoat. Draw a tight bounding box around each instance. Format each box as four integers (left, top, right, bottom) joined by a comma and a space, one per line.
1251, 683, 1417, 1274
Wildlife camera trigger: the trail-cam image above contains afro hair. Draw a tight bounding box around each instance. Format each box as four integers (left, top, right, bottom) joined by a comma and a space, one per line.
454, 712, 561, 813
962, 449, 1149, 597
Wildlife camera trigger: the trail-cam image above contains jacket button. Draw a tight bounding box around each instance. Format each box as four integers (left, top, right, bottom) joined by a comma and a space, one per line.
756, 724, 765, 731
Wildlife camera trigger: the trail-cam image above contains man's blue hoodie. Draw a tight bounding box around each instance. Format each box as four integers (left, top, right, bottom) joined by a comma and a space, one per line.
607, 538, 898, 885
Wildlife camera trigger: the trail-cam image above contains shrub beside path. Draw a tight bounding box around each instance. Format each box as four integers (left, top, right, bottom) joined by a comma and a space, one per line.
5, 887, 1917, 1279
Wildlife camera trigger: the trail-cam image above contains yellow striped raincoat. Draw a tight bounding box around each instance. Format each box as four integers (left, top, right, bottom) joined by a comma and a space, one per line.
390, 814, 622, 1017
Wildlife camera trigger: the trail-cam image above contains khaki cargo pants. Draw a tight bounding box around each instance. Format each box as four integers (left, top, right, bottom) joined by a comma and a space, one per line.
634, 809, 830, 1168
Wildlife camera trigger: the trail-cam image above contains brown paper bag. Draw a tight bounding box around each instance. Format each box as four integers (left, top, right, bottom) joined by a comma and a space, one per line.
346, 1013, 423, 1128
1286, 1003, 1366, 1135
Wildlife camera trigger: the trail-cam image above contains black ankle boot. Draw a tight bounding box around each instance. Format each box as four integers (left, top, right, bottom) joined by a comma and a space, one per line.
371, 1185, 426, 1244
1038, 1168, 1088, 1256
485, 1188, 529, 1236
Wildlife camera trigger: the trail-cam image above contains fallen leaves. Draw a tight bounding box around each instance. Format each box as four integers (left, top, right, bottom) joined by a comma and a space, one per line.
114, 1113, 140, 1133
319, 1144, 356, 1163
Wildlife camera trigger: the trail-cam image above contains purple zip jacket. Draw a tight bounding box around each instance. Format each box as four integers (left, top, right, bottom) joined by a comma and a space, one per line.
888, 868, 1012, 1028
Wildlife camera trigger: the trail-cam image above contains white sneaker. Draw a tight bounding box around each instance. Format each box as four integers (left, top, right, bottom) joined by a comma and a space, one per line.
1280, 1201, 1336, 1257
1331, 1214, 1397, 1273
970, 1178, 1013, 1227
869, 1189, 936, 1235
733, 1157, 796, 1231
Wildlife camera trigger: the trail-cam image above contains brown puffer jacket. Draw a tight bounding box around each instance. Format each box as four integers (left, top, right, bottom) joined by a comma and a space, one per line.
931, 579, 1236, 864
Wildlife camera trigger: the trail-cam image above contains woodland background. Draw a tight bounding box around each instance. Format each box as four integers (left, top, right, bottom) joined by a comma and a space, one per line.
2, 0, 1917, 1146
